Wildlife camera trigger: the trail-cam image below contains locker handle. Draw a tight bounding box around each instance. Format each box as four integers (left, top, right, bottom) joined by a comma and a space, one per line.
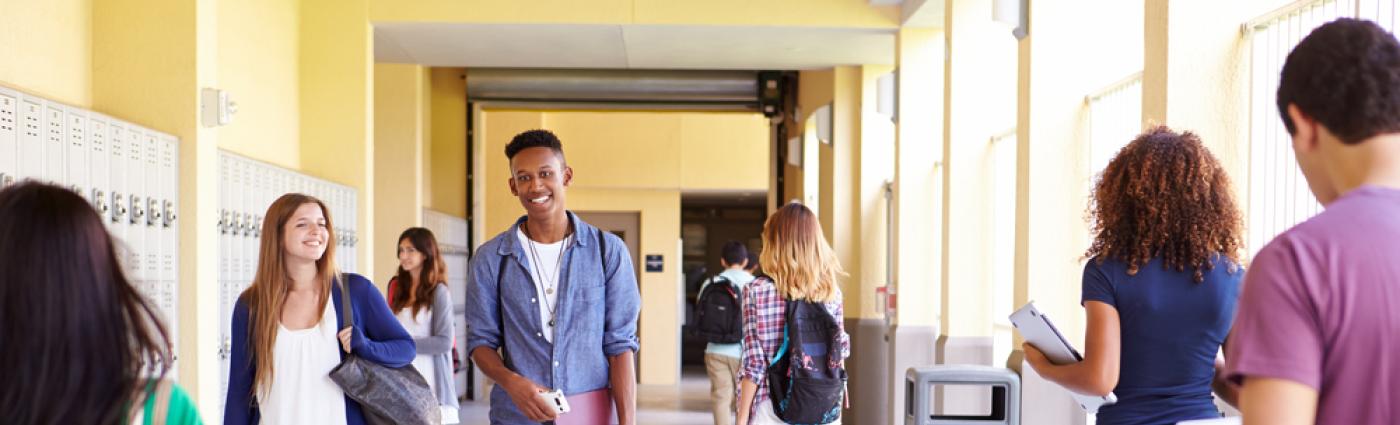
130, 196, 145, 224
93, 190, 108, 215
148, 198, 161, 226
112, 193, 127, 222
164, 200, 176, 227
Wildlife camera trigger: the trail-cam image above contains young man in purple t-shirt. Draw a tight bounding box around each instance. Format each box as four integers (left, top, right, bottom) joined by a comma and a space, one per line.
1227, 18, 1400, 424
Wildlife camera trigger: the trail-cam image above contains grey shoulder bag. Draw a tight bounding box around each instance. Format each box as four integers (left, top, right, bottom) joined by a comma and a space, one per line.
328, 276, 441, 425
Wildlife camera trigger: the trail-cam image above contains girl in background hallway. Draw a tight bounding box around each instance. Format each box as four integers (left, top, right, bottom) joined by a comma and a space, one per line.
736, 203, 850, 425
387, 227, 460, 423
1023, 126, 1243, 425
0, 182, 202, 424
224, 193, 414, 425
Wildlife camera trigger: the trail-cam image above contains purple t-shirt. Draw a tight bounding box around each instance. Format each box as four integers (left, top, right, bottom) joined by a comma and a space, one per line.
1227, 185, 1400, 423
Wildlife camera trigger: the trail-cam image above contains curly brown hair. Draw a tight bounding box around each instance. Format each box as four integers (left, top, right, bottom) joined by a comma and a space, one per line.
1087, 126, 1244, 282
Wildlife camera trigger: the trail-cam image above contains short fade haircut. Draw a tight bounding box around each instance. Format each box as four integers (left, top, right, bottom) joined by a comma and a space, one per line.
721, 240, 749, 266
505, 129, 566, 163
1278, 18, 1400, 144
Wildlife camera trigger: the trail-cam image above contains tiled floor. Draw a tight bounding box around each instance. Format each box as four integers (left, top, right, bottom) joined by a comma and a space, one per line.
457, 367, 715, 425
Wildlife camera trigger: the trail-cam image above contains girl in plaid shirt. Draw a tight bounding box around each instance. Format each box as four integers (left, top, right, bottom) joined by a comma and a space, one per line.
736, 203, 850, 425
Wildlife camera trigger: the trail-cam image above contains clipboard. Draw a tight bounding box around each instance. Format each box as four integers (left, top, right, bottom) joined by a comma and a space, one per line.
1009, 301, 1118, 413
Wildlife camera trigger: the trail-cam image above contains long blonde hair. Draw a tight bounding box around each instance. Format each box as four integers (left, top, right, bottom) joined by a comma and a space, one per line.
760, 203, 844, 303
240, 193, 338, 398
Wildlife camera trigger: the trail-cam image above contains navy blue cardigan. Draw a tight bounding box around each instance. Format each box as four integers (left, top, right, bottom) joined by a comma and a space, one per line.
223, 273, 415, 425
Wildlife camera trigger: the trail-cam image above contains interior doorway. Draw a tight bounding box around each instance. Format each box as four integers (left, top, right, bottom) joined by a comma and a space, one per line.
574, 211, 643, 379
679, 192, 767, 367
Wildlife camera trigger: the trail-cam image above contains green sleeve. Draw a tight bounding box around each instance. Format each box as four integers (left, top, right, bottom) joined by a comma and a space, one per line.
143, 382, 205, 425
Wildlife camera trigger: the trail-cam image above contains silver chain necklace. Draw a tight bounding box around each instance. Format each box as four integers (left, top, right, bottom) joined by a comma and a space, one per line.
523, 221, 572, 327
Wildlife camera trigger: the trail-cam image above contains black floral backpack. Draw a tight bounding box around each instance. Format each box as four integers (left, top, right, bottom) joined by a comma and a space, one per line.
765, 298, 847, 424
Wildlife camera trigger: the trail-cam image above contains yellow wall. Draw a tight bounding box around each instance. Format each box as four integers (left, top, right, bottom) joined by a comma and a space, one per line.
1016, 0, 1144, 346
478, 109, 767, 386
373, 63, 427, 285
429, 67, 468, 218
369, 0, 899, 28
1144, 0, 1292, 246
856, 65, 896, 319
940, 0, 1018, 338
0, 0, 91, 107
92, 0, 222, 414
894, 27, 943, 329
215, 0, 301, 169
299, 0, 375, 278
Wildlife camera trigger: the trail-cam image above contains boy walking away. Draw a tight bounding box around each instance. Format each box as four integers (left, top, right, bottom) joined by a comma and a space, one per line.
696, 241, 756, 425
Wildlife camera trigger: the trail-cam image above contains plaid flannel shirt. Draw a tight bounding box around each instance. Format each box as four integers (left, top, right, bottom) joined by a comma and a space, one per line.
738, 277, 850, 404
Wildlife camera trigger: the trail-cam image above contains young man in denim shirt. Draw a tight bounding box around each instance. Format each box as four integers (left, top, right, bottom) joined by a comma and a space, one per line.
466, 129, 642, 424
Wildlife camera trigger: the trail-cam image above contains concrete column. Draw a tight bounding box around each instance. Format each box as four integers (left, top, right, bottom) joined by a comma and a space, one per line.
888, 26, 943, 423
1143, 0, 1270, 224
373, 64, 427, 287
300, 0, 375, 279
938, 0, 1021, 361
92, 0, 221, 410
1014, 0, 1143, 423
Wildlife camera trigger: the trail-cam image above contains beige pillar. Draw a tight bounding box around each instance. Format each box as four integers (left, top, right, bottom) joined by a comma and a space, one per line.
888, 26, 944, 422
92, 0, 221, 410
1143, 0, 1266, 226
300, 0, 375, 279
373, 64, 428, 287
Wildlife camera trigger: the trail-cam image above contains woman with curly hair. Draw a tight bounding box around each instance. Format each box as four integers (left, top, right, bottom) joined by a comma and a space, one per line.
1023, 126, 1244, 425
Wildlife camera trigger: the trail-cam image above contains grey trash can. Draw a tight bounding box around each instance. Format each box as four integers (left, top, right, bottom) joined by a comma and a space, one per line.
905, 365, 1020, 425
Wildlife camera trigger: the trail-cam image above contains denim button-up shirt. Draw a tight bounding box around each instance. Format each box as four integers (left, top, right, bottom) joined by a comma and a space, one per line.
465, 213, 641, 422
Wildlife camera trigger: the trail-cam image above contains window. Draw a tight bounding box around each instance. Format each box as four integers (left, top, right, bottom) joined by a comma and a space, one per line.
1245, 0, 1354, 255
1086, 73, 1143, 185
989, 129, 1016, 366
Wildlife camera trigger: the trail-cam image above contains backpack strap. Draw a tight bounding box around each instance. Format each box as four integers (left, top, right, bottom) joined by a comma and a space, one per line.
496, 253, 512, 370
339, 273, 354, 328
597, 227, 607, 272
768, 299, 794, 367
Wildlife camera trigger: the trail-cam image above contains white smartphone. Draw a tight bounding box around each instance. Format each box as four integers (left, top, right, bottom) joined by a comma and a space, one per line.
538, 389, 571, 415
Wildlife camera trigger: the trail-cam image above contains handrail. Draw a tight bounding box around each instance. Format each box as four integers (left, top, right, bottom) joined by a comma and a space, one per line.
1085, 72, 1143, 104
1242, 0, 1339, 34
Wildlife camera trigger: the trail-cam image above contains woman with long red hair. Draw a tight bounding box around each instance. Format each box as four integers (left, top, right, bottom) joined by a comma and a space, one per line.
224, 193, 414, 425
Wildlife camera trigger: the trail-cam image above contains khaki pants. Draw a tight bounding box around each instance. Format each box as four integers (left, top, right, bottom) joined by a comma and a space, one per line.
705, 353, 742, 425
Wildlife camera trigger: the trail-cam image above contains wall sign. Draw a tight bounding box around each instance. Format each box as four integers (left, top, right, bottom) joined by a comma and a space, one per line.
645, 254, 664, 273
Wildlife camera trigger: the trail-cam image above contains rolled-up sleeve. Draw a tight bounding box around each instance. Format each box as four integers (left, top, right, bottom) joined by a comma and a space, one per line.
739, 284, 768, 384
465, 248, 503, 355
601, 234, 641, 356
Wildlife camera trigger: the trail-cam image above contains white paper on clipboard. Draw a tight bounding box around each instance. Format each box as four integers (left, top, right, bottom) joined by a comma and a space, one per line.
1010, 301, 1118, 413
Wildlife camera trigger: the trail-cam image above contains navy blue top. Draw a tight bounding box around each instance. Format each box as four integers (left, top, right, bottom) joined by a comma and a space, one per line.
1082, 256, 1240, 425
223, 273, 415, 425
465, 212, 641, 423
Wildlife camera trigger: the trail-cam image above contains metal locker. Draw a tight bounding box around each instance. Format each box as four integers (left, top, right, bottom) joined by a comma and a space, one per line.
217, 153, 233, 414
43, 103, 65, 185
17, 97, 44, 183
143, 131, 162, 326
159, 135, 179, 376
123, 124, 146, 298
108, 120, 129, 241
64, 107, 88, 200
0, 87, 18, 189
88, 114, 110, 218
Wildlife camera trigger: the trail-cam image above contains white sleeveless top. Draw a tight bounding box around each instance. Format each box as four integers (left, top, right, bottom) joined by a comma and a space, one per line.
395, 307, 437, 394
258, 299, 348, 425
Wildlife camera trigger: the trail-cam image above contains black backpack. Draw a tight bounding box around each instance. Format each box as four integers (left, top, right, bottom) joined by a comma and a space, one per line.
766, 298, 847, 424
692, 276, 743, 344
